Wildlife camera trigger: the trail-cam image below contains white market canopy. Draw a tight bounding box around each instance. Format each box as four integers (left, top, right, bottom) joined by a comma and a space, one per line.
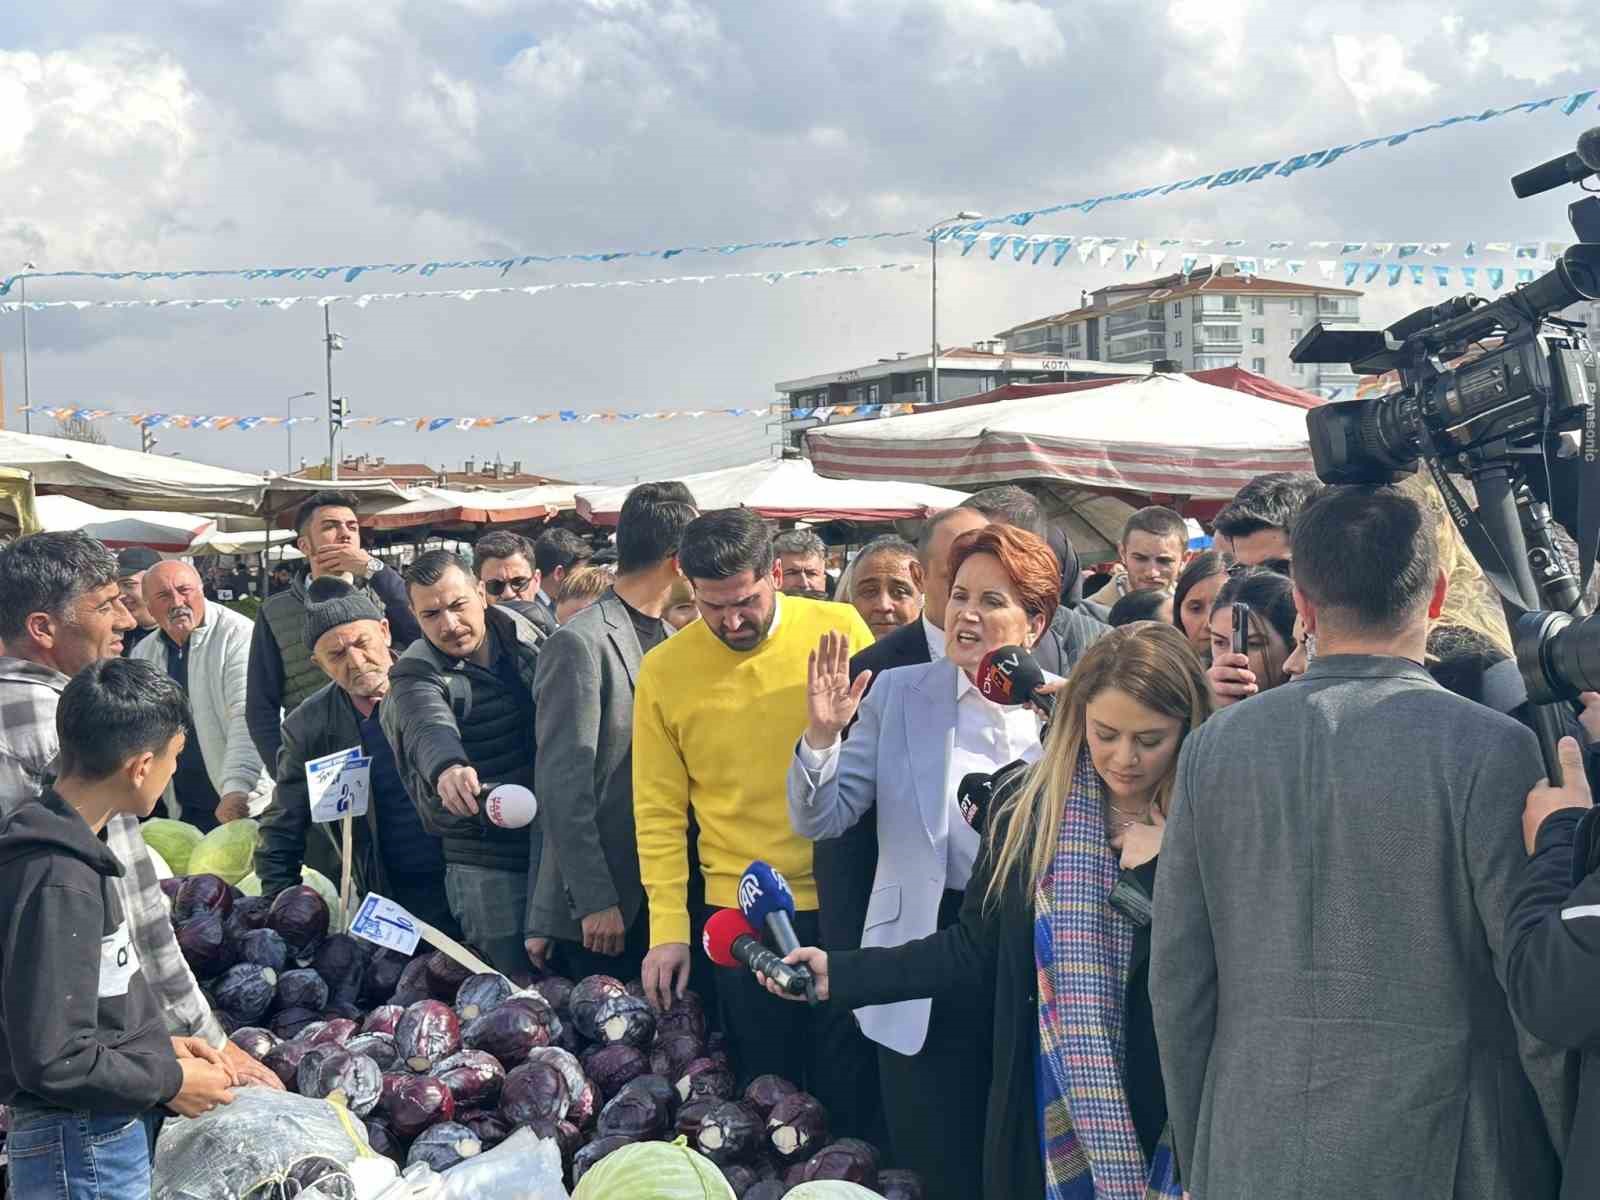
0, 429, 407, 517
363, 484, 579, 531
805, 371, 1316, 501
574, 457, 970, 526
190, 527, 301, 557
34, 495, 217, 552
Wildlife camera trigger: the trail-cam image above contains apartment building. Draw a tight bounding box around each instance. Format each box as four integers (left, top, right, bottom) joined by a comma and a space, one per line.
995, 264, 1366, 395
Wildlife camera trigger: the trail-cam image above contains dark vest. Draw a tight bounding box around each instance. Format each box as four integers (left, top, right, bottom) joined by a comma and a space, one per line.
260, 588, 329, 714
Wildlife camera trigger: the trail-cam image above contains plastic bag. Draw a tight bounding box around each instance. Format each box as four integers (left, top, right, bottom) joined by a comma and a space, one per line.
152, 1087, 376, 1200
438, 1128, 566, 1200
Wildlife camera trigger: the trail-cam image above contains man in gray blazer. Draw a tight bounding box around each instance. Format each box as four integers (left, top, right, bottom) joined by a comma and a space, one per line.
1152, 485, 1569, 1199
524, 484, 696, 980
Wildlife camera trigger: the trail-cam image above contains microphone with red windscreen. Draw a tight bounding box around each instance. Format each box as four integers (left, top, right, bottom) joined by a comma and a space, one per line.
701, 908, 815, 1000
976, 644, 1053, 717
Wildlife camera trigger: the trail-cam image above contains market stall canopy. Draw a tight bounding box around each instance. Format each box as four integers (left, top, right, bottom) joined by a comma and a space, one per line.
190, 527, 301, 556
0, 430, 407, 518
0, 467, 40, 536
574, 457, 969, 526
362, 484, 578, 531
806, 371, 1316, 501
35, 495, 216, 552
906, 365, 1324, 417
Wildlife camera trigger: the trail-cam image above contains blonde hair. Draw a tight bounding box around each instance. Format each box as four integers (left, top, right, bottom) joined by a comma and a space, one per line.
555, 564, 615, 608
985, 623, 1212, 909
1397, 473, 1511, 656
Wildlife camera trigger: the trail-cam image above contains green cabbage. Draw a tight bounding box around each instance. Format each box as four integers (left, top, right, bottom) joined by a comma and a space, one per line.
141, 818, 204, 875
185, 819, 260, 885
572, 1138, 734, 1200
785, 1184, 883, 1199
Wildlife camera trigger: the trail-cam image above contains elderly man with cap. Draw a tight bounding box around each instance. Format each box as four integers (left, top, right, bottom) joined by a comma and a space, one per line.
255, 578, 456, 931
115, 547, 162, 658
131, 561, 271, 830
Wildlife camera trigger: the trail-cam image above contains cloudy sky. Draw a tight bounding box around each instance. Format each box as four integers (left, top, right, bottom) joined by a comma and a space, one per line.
1, 1, 1597, 482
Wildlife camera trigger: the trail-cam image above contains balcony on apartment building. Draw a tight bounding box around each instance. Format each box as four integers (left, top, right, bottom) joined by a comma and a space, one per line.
1192, 296, 1244, 323
1193, 323, 1244, 352
1315, 297, 1360, 324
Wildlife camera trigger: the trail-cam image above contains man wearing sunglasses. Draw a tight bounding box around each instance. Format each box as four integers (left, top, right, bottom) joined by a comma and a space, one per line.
474, 531, 557, 636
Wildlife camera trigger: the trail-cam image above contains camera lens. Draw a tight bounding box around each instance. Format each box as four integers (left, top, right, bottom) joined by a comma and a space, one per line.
1518, 610, 1600, 704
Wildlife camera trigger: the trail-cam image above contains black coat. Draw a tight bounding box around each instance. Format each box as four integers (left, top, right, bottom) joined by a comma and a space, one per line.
255, 680, 387, 899
830, 767, 1164, 1200
814, 620, 932, 952
1506, 804, 1595, 1200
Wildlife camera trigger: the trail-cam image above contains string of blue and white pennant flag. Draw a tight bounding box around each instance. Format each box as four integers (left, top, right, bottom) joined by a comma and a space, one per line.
1, 86, 1593, 296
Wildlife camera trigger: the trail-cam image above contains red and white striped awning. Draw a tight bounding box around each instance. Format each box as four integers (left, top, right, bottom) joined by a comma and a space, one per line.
806, 371, 1316, 500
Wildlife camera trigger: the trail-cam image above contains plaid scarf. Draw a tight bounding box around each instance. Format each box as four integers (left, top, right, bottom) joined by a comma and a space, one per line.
1034, 747, 1182, 1200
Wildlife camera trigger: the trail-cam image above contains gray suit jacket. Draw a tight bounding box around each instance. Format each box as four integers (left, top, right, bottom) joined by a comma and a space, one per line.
1151, 655, 1570, 1200
526, 591, 662, 942
788, 657, 1038, 1056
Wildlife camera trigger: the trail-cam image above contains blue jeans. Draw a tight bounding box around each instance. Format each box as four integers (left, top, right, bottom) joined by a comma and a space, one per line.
444, 861, 531, 981
6, 1109, 157, 1200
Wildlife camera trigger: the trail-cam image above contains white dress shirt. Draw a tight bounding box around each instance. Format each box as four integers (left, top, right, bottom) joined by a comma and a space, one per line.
796, 661, 1042, 891
922, 615, 946, 661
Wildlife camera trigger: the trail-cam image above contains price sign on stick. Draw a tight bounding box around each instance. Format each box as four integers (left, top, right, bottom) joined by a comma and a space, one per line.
350, 894, 422, 956
305, 747, 371, 823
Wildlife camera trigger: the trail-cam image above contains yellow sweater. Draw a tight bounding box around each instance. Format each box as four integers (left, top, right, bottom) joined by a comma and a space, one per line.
632, 595, 874, 947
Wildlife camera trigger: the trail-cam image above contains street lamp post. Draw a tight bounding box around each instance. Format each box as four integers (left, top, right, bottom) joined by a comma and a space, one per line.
324, 308, 345, 480
284, 390, 316, 474
18, 261, 36, 433
930, 213, 981, 407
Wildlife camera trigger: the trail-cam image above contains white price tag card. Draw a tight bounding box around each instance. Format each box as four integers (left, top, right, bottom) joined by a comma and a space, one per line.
349, 893, 421, 955
305, 746, 371, 823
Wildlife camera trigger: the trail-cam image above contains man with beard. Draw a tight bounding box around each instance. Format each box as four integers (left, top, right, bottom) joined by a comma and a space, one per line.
255, 579, 455, 933
634, 509, 872, 1108
133, 562, 271, 830
246, 491, 421, 775
382, 551, 544, 976
773, 529, 831, 600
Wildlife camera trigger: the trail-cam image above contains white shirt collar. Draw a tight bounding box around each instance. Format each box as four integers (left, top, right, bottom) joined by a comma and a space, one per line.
923, 614, 946, 661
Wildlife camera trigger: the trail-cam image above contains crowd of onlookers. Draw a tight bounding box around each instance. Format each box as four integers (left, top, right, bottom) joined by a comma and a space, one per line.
8, 471, 1600, 1199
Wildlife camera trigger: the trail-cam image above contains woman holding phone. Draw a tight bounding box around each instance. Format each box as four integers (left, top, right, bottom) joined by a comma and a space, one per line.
1203, 568, 1297, 706
769, 624, 1211, 1199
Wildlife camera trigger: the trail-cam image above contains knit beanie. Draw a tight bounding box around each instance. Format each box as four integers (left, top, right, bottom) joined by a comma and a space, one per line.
304, 576, 385, 654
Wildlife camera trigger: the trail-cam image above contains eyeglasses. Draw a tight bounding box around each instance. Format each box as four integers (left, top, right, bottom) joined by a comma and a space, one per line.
1224, 557, 1292, 578
484, 577, 534, 597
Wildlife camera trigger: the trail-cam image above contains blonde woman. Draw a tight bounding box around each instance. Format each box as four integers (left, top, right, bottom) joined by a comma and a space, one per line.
768, 624, 1210, 1200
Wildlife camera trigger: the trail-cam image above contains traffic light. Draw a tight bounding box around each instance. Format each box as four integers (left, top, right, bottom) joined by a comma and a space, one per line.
329, 394, 349, 431
140, 425, 157, 453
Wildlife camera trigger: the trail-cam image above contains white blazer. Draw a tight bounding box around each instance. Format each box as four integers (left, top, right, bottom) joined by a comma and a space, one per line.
133, 604, 273, 817
788, 657, 1038, 1056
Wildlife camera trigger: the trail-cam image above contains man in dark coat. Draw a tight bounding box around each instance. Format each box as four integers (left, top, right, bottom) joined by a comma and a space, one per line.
1152, 485, 1569, 1198
254, 579, 455, 934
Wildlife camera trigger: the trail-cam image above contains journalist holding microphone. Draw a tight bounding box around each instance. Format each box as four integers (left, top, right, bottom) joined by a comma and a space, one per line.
788, 524, 1059, 1200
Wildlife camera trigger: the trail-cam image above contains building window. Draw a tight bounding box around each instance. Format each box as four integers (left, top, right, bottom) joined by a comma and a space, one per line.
1172, 301, 1182, 317
1250, 328, 1265, 344
1252, 357, 1267, 373
1197, 324, 1241, 344
913, 377, 927, 398
1290, 328, 1303, 342
1174, 331, 1183, 347
1288, 299, 1303, 314
1248, 298, 1265, 315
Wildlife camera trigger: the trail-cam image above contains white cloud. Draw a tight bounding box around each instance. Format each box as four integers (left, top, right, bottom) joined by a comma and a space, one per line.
1331, 32, 1438, 108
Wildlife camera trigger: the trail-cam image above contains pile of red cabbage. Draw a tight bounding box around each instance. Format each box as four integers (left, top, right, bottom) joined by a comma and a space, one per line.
167, 875, 920, 1195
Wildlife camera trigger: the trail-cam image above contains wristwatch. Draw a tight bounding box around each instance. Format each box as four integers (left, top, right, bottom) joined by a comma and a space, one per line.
360, 557, 385, 583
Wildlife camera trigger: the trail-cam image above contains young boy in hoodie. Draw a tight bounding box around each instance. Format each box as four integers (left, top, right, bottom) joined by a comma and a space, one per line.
0, 658, 239, 1199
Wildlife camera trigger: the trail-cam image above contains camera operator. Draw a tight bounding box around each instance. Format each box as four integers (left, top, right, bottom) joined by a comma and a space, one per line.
1151, 485, 1569, 1199
1509, 735, 1600, 1198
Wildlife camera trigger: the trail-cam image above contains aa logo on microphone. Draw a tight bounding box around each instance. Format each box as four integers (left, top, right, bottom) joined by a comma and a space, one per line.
738, 875, 763, 911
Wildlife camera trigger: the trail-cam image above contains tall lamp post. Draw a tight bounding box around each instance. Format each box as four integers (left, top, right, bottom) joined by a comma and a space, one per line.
18, 261, 36, 432
930, 212, 982, 407
324, 308, 345, 480
284, 390, 316, 474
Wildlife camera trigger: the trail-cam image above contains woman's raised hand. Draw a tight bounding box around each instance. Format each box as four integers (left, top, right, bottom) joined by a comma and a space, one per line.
804, 631, 871, 749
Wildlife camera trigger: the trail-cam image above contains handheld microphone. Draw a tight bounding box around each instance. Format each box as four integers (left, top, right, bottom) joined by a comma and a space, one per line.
956, 771, 995, 832
975, 644, 1053, 717
702, 909, 814, 999
738, 861, 816, 1001
1511, 127, 1600, 198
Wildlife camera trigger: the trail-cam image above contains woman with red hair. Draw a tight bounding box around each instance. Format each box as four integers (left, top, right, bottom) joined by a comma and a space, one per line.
787, 524, 1061, 1200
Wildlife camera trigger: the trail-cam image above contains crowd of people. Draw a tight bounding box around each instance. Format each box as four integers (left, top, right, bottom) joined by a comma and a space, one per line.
7, 470, 1600, 1199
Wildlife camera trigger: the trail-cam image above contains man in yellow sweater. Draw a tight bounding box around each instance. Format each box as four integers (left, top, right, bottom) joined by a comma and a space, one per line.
634, 509, 872, 1093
